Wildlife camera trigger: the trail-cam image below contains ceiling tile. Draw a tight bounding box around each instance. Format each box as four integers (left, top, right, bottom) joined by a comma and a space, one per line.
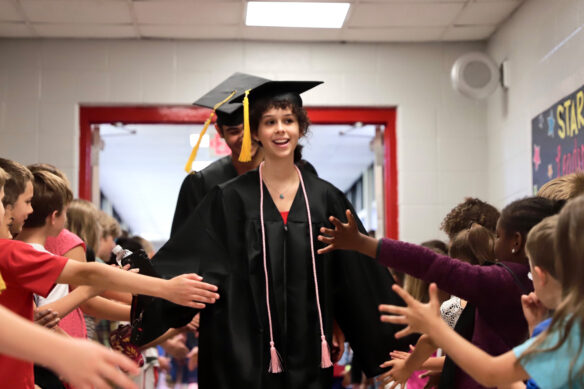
455, 1, 522, 25
134, 1, 242, 25
442, 25, 497, 40
33, 23, 137, 38
0, 1, 24, 22
341, 26, 445, 42
0, 22, 34, 37
140, 24, 241, 39
348, 2, 465, 27
21, 0, 133, 24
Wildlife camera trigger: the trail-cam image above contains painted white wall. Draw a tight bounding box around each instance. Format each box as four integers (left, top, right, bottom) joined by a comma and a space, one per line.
0, 38, 487, 244
486, 0, 584, 209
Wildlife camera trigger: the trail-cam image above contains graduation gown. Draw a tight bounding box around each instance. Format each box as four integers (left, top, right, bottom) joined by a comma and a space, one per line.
170, 155, 237, 237
138, 169, 411, 389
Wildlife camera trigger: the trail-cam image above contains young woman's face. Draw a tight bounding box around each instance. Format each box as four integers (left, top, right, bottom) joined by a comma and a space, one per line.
254, 107, 300, 161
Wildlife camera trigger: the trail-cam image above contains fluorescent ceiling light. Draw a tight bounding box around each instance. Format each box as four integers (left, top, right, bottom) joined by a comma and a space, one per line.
189, 133, 210, 148
246, 2, 350, 29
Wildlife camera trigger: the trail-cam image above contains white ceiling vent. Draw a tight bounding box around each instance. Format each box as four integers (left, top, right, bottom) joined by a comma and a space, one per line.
451, 52, 500, 100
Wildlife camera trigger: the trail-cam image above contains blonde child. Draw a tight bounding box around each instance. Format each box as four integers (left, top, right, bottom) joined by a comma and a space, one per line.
378, 196, 584, 388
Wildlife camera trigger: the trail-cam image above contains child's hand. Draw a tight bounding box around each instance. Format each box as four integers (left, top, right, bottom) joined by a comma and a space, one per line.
187, 346, 199, 371
378, 357, 413, 388
521, 292, 548, 334
317, 209, 362, 254
34, 308, 60, 329
166, 274, 219, 309
379, 283, 442, 338
53, 338, 139, 389
389, 349, 412, 361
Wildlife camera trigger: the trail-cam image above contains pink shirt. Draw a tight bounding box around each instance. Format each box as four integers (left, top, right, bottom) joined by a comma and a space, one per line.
45, 229, 88, 339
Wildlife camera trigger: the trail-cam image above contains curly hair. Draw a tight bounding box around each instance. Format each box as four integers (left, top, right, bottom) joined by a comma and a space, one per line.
441, 198, 500, 240
249, 97, 311, 163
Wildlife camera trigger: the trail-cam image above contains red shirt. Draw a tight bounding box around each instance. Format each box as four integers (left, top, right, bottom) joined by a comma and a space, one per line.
0, 239, 68, 389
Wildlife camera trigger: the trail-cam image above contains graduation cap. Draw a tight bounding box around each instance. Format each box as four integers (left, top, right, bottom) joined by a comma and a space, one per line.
230, 80, 323, 162
185, 72, 269, 173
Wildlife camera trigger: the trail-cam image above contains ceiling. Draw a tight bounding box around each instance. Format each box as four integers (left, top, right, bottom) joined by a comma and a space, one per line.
99, 122, 375, 243
0, 0, 525, 42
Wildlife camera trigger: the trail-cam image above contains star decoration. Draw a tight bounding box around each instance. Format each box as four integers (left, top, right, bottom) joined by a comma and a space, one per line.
547, 111, 555, 137
533, 145, 541, 171
548, 163, 554, 179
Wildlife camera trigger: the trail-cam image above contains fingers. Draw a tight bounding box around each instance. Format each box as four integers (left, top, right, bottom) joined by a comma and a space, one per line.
345, 209, 355, 226
428, 283, 440, 307
187, 301, 206, 309
379, 304, 406, 316
409, 344, 415, 351
317, 234, 334, 244
105, 349, 140, 376
319, 226, 335, 236
379, 359, 396, 368
316, 244, 334, 255
184, 273, 205, 282
329, 216, 344, 230
380, 314, 406, 325
391, 284, 416, 306
389, 350, 409, 360
394, 326, 413, 339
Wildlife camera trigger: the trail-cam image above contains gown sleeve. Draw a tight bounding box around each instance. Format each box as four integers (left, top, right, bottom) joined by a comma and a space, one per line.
328, 191, 417, 377
132, 187, 229, 346
170, 173, 205, 238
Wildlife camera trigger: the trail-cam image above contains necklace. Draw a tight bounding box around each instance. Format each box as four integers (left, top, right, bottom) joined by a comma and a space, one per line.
263, 176, 298, 200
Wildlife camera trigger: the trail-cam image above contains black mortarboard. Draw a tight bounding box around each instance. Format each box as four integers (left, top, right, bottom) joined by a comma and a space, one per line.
216, 106, 243, 127
230, 80, 323, 162
185, 73, 269, 172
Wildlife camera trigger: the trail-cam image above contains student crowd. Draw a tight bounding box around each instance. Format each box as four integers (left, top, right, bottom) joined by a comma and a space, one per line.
2, 73, 584, 389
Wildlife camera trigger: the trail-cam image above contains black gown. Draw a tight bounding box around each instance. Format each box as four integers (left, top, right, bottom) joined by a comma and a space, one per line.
137, 169, 412, 389
170, 155, 237, 237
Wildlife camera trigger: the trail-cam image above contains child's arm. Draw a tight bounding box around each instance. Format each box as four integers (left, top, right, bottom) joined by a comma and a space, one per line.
317, 209, 378, 257
37, 285, 103, 319
57, 260, 219, 309
377, 335, 439, 387
379, 283, 530, 387
80, 295, 131, 321
0, 304, 138, 389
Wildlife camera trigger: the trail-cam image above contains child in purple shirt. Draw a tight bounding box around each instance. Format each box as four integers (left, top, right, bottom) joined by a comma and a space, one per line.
318, 197, 564, 389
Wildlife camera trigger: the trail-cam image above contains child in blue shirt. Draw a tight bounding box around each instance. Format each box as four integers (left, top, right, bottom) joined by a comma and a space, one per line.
374, 196, 584, 388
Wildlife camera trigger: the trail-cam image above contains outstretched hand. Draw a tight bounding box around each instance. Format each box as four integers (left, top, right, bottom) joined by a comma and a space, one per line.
54, 338, 139, 389
317, 209, 363, 254
377, 356, 414, 388
166, 274, 220, 309
379, 283, 442, 339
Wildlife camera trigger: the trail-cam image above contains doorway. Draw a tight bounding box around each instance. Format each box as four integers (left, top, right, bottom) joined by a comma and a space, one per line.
79, 106, 398, 240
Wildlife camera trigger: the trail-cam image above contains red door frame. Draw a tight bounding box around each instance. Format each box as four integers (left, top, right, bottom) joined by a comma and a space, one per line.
79, 106, 398, 238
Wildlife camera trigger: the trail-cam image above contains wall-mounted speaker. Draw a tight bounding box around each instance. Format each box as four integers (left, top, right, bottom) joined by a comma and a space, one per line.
451, 52, 500, 100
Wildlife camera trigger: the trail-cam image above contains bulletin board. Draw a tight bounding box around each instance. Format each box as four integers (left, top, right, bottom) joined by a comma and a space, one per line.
532, 84, 584, 193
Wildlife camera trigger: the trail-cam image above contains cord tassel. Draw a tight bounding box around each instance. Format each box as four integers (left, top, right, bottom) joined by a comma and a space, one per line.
239, 89, 252, 162
320, 336, 333, 368
269, 341, 283, 373
184, 90, 237, 172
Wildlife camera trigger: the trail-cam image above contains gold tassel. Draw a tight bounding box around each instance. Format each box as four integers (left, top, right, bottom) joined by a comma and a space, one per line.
0, 272, 5, 294
184, 91, 237, 173
239, 89, 252, 162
